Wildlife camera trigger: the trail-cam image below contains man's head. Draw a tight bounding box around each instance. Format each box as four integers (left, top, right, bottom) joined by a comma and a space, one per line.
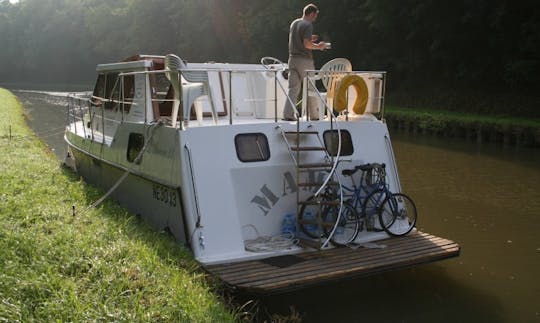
303, 3, 319, 21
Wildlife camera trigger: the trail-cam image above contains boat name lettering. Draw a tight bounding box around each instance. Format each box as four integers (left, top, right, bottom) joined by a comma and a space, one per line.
250, 170, 325, 216
152, 184, 177, 207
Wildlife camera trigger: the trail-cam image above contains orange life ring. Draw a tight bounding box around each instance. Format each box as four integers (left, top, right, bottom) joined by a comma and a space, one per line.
332, 75, 368, 114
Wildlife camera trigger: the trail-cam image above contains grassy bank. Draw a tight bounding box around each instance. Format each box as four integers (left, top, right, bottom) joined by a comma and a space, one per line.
384, 106, 540, 147
0, 88, 235, 321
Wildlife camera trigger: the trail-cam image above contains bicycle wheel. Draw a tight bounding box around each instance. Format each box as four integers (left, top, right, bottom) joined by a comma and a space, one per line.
298, 195, 326, 239
361, 188, 390, 231
378, 193, 417, 237
323, 201, 359, 246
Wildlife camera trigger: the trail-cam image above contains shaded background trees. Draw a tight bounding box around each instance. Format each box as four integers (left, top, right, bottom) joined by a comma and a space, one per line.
0, 0, 538, 116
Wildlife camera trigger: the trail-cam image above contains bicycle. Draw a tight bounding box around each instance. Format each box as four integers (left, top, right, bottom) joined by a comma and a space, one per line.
326, 163, 417, 240
298, 163, 385, 246
298, 163, 417, 246
336, 163, 390, 231
297, 184, 358, 245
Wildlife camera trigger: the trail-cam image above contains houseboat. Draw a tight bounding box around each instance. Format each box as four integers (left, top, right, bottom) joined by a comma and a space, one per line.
64, 54, 460, 293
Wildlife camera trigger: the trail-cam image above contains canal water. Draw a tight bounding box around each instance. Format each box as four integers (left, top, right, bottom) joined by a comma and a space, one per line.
14, 90, 540, 322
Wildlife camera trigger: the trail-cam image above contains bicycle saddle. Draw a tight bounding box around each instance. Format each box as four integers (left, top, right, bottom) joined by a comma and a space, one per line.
341, 168, 358, 176
342, 163, 387, 176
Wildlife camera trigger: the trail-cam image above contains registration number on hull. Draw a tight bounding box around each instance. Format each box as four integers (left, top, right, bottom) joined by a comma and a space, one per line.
152, 184, 177, 207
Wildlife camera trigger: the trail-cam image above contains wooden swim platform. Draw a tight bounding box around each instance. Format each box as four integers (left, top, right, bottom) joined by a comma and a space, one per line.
204, 231, 460, 294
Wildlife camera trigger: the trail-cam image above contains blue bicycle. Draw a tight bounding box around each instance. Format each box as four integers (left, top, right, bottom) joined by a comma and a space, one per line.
343, 163, 390, 230
323, 163, 417, 242
299, 163, 417, 246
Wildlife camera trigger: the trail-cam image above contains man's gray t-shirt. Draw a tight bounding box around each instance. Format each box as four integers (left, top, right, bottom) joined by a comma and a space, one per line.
288, 18, 313, 59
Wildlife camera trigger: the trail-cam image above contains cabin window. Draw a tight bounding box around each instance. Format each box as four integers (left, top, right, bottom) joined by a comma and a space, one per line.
235, 133, 270, 162
104, 73, 119, 110
127, 133, 145, 163
121, 75, 135, 114
154, 73, 172, 101
93, 74, 106, 98
91, 72, 120, 110
323, 130, 354, 156
91, 74, 105, 106
153, 73, 173, 117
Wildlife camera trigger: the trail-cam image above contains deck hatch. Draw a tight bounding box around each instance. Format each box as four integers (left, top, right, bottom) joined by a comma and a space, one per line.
259, 255, 306, 268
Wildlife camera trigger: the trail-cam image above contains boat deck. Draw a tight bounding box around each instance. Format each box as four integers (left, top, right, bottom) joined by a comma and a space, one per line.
204, 231, 460, 294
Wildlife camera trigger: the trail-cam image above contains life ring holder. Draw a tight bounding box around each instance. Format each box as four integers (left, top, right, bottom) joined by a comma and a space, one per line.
332, 74, 369, 115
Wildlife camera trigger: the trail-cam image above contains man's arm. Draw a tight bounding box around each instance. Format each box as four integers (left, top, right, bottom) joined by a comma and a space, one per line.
303, 38, 326, 51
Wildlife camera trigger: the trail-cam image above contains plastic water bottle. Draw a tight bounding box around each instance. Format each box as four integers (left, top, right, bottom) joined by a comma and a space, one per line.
281, 213, 296, 237
365, 213, 375, 231
332, 209, 344, 235
335, 220, 345, 235
304, 210, 317, 236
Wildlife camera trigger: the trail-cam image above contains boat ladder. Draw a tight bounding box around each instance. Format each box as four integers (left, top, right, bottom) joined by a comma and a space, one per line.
279, 124, 341, 250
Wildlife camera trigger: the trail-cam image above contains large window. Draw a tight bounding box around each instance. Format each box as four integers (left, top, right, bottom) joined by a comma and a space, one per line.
235, 133, 270, 162
121, 75, 135, 114
104, 73, 119, 110
153, 73, 173, 117
92, 74, 105, 99
91, 73, 135, 114
323, 130, 354, 156
91, 73, 119, 110
154, 73, 172, 101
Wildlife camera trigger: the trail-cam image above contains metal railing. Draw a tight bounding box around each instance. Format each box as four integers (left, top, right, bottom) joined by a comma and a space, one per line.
66, 67, 386, 134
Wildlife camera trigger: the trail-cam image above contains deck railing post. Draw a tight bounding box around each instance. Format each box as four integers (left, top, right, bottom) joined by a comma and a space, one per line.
302, 76, 307, 120
177, 70, 185, 131
380, 73, 387, 121
229, 71, 233, 125
88, 104, 93, 141
120, 76, 124, 123
274, 70, 278, 123
66, 96, 72, 134
81, 98, 87, 139
101, 99, 105, 144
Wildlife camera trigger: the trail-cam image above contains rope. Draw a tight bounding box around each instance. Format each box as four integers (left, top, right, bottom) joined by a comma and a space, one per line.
72, 121, 163, 217
243, 224, 299, 252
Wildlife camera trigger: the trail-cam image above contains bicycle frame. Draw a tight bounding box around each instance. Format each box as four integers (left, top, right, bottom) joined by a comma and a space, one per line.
340, 163, 390, 229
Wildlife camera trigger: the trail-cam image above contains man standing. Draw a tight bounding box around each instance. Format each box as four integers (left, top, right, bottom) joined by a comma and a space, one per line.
283, 3, 327, 121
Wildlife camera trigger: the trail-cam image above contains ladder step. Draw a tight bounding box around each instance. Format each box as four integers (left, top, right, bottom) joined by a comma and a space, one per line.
297, 237, 323, 249
297, 181, 339, 187
298, 163, 333, 169
297, 219, 335, 227
298, 199, 340, 206
284, 131, 319, 135
291, 146, 327, 151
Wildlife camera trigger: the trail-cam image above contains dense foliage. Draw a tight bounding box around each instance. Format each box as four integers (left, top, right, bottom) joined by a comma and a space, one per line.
1, 0, 539, 115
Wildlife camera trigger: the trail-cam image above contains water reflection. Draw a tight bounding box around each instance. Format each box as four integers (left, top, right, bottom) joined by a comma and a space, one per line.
16, 90, 74, 160
15, 90, 540, 322
254, 265, 504, 322
255, 133, 539, 322
390, 132, 540, 322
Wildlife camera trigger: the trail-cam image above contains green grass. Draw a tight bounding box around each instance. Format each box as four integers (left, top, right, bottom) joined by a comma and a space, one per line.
0, 88, 235, 321
386, 105, 540, 128
384, 105, 540, 146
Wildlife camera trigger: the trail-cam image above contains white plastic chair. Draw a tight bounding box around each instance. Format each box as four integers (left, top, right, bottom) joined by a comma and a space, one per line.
309, 58, 352, 116
165, 54, 217, 126
320, 58, 352, 91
